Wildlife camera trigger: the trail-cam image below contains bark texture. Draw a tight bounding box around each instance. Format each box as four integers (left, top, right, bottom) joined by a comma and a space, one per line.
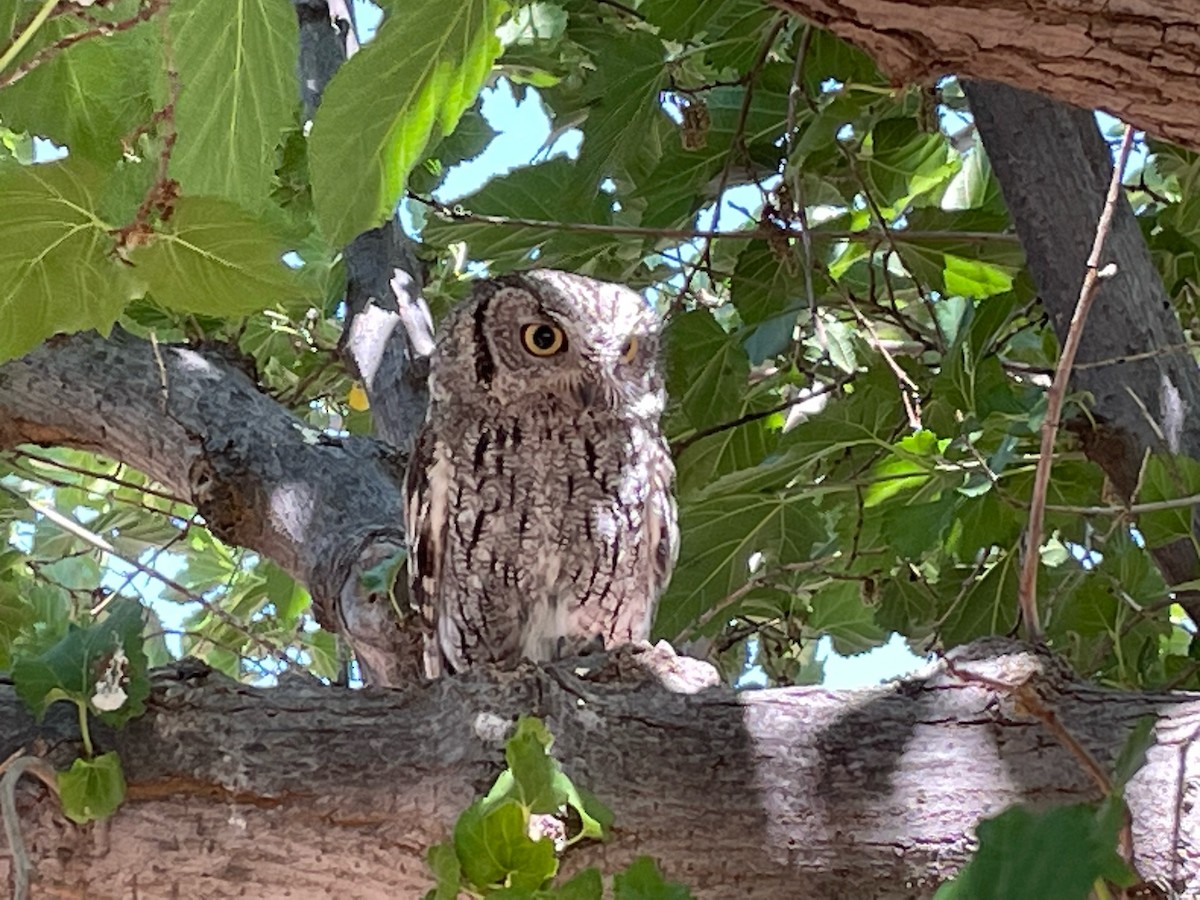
769, 0, 1200, 152
967, 81, 1200, 617
0, 643, 1195, 898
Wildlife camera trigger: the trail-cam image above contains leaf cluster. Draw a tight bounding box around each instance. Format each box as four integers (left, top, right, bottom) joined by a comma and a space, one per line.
426, 716, 692, 899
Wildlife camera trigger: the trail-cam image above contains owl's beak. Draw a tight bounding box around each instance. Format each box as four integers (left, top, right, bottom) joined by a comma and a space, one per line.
571, 378, 614, 410
571, 380, 600, 409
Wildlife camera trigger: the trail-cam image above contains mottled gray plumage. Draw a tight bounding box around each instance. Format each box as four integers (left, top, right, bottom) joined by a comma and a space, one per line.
405, 270, 677, 675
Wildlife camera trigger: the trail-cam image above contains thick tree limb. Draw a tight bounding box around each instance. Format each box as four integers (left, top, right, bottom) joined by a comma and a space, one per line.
0, 329, 423, 684
0, 643, 1195, 897
966, 81, 1200, 618
769, 0, 1200, 152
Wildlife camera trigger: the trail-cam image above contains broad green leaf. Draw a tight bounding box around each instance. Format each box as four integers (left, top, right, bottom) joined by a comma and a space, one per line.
935, 803, 1133, 899
408, 103, 497, 196
665, 310, 750, 431
481, 717, 612, 841
57, 751, 127, 824
731, 241, 802, 326
556, 868, 604, 900
807, 580, 886, 654
169, 0, 299, 210
574, 30, 666, 191
1136, 454, 1200, 548
425, 841, 462, 900
501, 716, 562, 815
454, 799, 558, 891
309, 0, 504, 245
0, 578, 37, 669
422, 157, 622, 273
940, 548, 1019, 647
613, 857, 694, 900
657, 492, 828, 640
0, 160, 135, 362
673, 400, 780, 496
128, 197, 310, 315
0, 11, 156, 162
11, 597, 149, 726
866, 118, 957, 209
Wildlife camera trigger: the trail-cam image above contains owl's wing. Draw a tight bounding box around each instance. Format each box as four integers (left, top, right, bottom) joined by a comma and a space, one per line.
647, 439, 679, 600
405, 427, 451, 678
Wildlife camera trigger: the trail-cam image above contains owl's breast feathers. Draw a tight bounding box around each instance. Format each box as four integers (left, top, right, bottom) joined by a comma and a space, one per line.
406, 408, 675, 675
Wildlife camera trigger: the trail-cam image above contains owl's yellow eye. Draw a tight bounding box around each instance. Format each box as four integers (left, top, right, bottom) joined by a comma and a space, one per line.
619, 336, 638, 363
520, 322, 566, 357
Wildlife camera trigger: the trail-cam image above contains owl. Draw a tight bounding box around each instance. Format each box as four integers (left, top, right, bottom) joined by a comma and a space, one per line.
405, 270, 677, 676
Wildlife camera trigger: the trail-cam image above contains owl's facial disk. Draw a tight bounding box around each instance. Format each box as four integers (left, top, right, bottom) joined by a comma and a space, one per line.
460, 278, 663, 418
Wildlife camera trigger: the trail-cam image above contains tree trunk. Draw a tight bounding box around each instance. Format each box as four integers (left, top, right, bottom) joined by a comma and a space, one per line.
966, 80, 1200, 618
1, 643, 1195, 898
768, 0, 1200, 152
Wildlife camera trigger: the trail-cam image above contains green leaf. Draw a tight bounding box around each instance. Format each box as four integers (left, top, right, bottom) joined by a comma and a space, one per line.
0, 578, 38, 670
666, 310, 750, 430
1111, 717, 1155, 793
128, 197, 311, 315
422, 157, 619, 273
169, 0, 300, 210
57, 751, 126, 824
11, 598, 150, 727
940, 548, 1019, 647
309, 0, 504, 245
408, 102, 497, 196
935, 803, 1133, 899
866, 118, 956, 208
454, 799, 558, 891
0, 10, 156, 162
657, 491, 828, 640
555, 868, 604, 900
425, 841, 462, 900
807, 580, 886, 654
1136, 454, 1200, 548
613, 857, 694, 900
0, 160, 135, 362
503, 716, 564, 815
574, 29, 666, 191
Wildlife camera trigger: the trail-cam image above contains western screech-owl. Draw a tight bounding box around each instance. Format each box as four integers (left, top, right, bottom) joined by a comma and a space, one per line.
405, 270, 677, 676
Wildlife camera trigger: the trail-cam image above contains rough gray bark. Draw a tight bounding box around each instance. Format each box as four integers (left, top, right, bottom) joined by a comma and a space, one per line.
769, 0, 1200, 153
1, 643, 1194, 898
966, 80, 1200, 617
0, 329, 422, 684
294, 1, 435, 682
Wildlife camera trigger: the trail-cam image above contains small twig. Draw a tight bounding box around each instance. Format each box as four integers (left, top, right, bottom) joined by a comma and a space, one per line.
0, 0, 58, 77
845, 293, 922, 428
670, 376, 850, 455
1018, 125, 1136, 642
0, 0, 164, 90
410, 192, 1018, 246
0, 484, 291, 665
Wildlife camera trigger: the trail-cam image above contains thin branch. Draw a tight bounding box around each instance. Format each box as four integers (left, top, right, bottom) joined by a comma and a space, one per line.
0, 483, 292, 666
0, 0, 164, 91
1018, 125, 1136, 641
410, 192, 1018, 246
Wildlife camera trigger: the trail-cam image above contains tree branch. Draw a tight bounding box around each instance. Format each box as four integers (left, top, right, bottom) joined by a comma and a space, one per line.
767, 0, 1200, 152
967, 80, 1200, 625
0, 329, 422, 684
2, 642, 1194, 897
